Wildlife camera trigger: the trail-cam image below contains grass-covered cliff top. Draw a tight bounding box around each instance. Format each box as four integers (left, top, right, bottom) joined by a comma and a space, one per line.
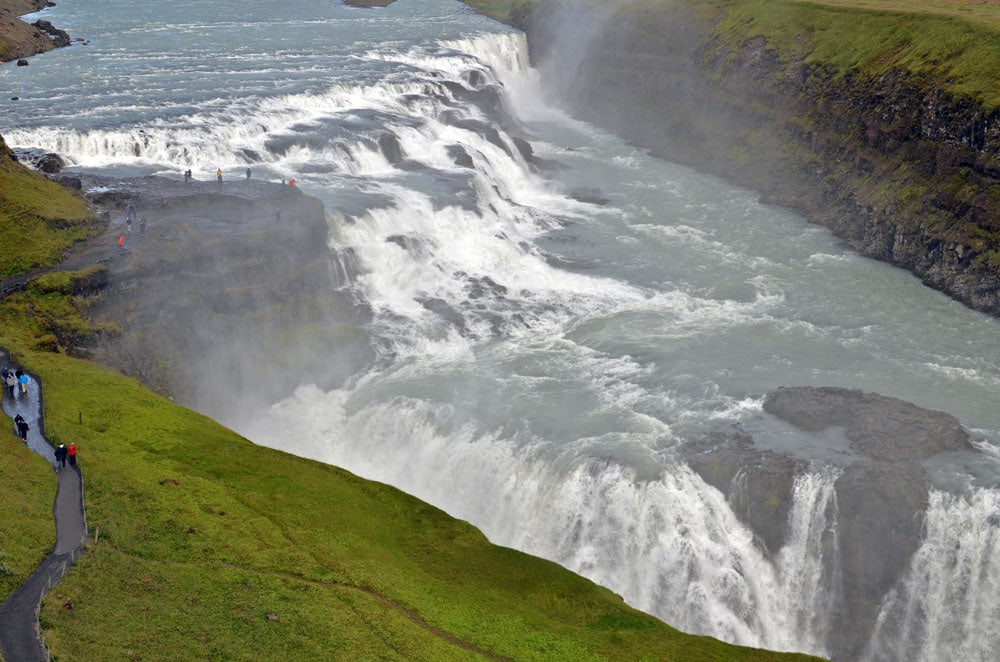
0, 138, 819, 660
0, 138, 100, 276
468, 0, 1000, 109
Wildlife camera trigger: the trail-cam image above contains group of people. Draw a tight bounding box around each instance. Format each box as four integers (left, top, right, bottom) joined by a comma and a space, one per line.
4, 366, 79, 468
3, 367, 29, 398
54, 442, 77, 469
183, 169, 193, 184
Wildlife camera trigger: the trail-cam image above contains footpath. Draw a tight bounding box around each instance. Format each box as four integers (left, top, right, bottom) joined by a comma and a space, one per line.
0, 353, 88, 662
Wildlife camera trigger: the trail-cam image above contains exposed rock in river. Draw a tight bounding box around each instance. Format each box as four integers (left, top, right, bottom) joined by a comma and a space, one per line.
683, 386, 976, 661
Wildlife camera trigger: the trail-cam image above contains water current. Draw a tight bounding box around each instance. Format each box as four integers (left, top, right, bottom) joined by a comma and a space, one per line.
3, 1, 999, 659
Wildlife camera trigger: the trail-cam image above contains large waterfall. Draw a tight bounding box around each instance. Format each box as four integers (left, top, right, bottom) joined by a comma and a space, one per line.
3, 1, 999, 659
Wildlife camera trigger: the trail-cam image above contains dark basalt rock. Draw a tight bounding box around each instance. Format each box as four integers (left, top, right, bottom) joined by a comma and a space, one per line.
16, 59, 28, 66
682, 386, 976, 661
75, 174, 373, 427
763, 386, 972, 460
31, 19, 69, 47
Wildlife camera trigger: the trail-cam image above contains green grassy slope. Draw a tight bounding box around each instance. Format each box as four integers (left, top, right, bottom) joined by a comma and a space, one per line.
0, 428, 57, 602
0, 138, 819, 659
0, 138, 101, 276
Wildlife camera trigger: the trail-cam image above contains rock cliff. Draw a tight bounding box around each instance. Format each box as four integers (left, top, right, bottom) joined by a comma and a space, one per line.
68, 174, 372, 427
514, 0, 1000, 315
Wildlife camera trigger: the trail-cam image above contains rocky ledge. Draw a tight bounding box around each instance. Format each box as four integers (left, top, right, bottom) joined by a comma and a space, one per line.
60, 173, 372, 427
0, 0, 69, 64
683, 386, 979, 661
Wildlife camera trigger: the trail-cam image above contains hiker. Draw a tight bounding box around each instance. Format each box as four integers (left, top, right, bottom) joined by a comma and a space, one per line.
246, 167, 251, 180
140, 216, 148, 235
19, 371, 29, 395
5, 371, 16, 398
288, 178, 297, 187
14, 414, 28, 441
55, 444, 67, 468
216, 168, 223, 188
126, 215, 133, 232
118, 235, 125, 250
68, 442, 77, 467
125, 202, 133, 223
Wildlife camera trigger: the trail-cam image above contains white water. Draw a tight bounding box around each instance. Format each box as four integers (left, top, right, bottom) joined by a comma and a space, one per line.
4, 2, 1000, 658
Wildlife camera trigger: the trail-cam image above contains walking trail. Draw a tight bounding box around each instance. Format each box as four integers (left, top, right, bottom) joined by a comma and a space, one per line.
0, 354, 88, 662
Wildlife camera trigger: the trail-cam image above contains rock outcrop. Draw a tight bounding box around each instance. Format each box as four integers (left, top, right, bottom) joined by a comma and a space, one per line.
684, 386, 975, 661
69, 174, 372, 427
515, 0, 1000, 316
0, 1, 67, 63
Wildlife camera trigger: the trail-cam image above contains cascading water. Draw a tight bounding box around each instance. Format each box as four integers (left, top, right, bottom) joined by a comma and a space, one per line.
4, 1, 1000, 659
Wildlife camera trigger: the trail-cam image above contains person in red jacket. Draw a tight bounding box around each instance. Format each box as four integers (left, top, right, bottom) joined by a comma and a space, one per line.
68, 442, 77, 467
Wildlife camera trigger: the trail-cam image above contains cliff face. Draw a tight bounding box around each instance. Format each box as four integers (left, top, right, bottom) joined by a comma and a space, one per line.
519, 0, 1000, 315
73, 175, 372, 427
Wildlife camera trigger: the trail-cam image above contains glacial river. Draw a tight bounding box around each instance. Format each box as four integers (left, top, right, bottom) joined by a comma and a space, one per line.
2, 1, 998, 659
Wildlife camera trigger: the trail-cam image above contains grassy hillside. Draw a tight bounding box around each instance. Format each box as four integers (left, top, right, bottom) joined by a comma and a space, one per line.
0, 138, 101, 276
0, 425, 58, 601
0, 139, 819, 659
468, 0, 1000, 109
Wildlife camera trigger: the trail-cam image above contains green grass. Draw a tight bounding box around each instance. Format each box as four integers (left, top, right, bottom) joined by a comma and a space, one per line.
0, 428, 57, 602
713, 0, 1000, 108
0, 137, 102, 277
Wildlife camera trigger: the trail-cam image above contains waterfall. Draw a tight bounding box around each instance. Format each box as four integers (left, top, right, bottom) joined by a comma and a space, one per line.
864, 489, 1000, 662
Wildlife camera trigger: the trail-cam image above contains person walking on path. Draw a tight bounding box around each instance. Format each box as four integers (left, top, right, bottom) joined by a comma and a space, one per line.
118, 235, 125, 251
5, 371, 15, 398
19, 372, 29, 396
14, 414, 29, 441
55, 443, 67, 469
216, 168, 223, 188
246, 167, 251, 180
67, 442, 77, 467
0, 349, 89, 662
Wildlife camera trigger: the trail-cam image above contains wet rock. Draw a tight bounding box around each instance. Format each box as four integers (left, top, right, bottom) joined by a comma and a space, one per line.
417, 296, 467, 335
32, 19, 70, 47
446, 144, 474, 169
682, 431, 805, 557
16, 59, 28, 66
568, 187, 610, 205
763, 386, 972, 460
378, 133, 403, 164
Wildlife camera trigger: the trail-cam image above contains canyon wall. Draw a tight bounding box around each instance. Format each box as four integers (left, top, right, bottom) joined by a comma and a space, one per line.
509, 0, 1000, 315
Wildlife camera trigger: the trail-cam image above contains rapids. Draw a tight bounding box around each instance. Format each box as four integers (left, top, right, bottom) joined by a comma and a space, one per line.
2, 1, 999, 659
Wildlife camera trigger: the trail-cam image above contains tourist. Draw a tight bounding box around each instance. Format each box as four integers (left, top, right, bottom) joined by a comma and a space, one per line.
246, 167, 251, 180
217, 168, 223, 188
5, 371, 16, 398
55, 443, 67, 469
14, 414, 29, 441
19, 371, 29, 395
118, 235, 125, 250
68, 442, 77, 467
